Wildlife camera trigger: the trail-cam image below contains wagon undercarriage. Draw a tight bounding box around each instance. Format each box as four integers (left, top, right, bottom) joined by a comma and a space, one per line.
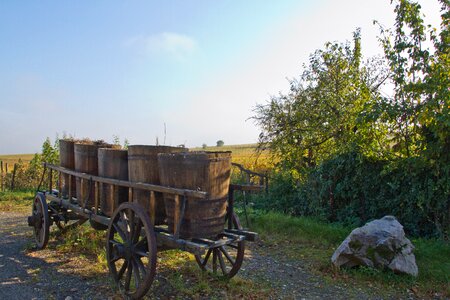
28, 163, 259, 299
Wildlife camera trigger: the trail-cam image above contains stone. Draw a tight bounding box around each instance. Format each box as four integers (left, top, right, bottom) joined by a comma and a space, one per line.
331, 215, 418, 276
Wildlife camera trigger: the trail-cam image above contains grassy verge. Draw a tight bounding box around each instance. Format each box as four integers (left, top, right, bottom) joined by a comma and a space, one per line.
3, 190, 447, 298
0, 190, 34, 212
249, 211, 450, 298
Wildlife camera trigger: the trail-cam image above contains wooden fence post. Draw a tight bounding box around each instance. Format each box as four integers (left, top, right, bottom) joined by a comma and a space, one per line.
0, 160, 3, 192
10, 163, 17, 191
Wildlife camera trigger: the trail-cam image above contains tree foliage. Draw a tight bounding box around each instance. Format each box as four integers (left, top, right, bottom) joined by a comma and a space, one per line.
253, 0, 449, 238
253, 30, 388, 173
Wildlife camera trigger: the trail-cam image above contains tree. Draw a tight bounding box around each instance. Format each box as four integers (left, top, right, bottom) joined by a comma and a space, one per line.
202, 143, 207, 149
253, 30, 386, 172
216, 140, 224, 147
375, 0, 449, 160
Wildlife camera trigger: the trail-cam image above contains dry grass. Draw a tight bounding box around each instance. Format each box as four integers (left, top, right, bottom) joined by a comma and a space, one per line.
0, 154, 35, 173
194, 143, 274, 173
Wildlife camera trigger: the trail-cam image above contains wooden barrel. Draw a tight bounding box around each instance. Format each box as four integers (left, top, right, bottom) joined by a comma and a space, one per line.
158, 151, 232, 239
59, 139, 76, 198
74, 142, 112, 208
128, 145, 186, 225
98, 148, 128, 217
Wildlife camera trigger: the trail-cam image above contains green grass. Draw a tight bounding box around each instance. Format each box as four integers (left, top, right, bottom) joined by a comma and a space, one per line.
0, 190, 34, 212
249, 211, 450, 298
3, 180, 448, 298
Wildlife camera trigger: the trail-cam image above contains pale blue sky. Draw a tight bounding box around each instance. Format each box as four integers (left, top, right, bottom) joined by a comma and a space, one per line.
0, 0, 441, 154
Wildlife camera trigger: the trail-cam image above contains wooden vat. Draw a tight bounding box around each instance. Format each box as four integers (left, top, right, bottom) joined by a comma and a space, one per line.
59, 139, 76, 198
128, 145, 186, 225
74, 142, 112, 208
98, 148, 128, 217
158, 151, 231, 239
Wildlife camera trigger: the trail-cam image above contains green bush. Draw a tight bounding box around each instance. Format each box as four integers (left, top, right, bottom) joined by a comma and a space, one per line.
255, 151, 449, 239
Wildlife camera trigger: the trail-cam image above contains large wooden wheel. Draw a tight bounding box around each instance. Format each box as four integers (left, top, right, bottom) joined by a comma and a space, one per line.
195, 212, 245, 278
106, 203, 157, 299
30, 193, 50, 249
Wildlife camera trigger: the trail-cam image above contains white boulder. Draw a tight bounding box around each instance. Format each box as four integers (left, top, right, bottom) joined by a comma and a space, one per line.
331, 215, 418, 276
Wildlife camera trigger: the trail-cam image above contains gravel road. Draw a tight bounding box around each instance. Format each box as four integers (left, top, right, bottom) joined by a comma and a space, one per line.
0, 211, 412, 300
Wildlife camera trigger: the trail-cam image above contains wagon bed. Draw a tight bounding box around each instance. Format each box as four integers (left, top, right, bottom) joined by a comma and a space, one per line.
28, 163, 259, 299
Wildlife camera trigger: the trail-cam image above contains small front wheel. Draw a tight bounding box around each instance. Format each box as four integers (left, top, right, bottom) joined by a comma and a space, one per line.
28, 193, 50, 249
195, 212, 245, 278
106, 202, 157, 299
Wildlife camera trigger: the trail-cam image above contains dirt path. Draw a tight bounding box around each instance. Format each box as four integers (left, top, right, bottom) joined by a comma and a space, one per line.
0, 211, 114, 300
0, 211, 403, 300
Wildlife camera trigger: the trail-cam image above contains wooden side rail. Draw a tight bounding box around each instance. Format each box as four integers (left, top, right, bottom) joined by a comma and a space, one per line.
45, 163, 207, 237
45, 164, 207, 199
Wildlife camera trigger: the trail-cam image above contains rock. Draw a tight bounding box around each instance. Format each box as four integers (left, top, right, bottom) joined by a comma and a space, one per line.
331, 215, 418, 276
65, 297, 73, 300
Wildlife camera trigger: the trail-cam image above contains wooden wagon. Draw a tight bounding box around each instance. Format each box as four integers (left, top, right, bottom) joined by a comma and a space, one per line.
27, 162, 259, 299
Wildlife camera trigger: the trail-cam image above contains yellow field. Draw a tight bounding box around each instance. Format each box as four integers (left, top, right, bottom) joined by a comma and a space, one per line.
0, 154, 35, 172
0, 144, 274, 174
192, 143, 273, 172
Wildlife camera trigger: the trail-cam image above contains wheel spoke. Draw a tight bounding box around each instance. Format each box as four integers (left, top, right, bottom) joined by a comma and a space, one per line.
131, 259, 140, 289
135, 250, 148, 258
128, 209, 135, 242
134, 257, 147, 278
219, 246, 235, 265
217, 250, 227, 274
125, 260, 133, 291
110, 246, 124, 263
132, 219, 142, 244
113, 223, 127, 242
201, 249, 212, 267
109, 239, 123, 246
212, 250, 218, 274
119, 211, 129, 232
117, 260, 128, 280
135, 236, 147, 249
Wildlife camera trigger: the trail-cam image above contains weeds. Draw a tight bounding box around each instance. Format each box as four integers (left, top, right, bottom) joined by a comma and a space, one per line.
249, 211, 450, 298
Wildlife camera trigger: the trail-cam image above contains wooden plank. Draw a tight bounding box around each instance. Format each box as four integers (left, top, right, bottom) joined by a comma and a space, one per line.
58, 172, 62, 198
149, 191, 156, 227
80, 178, 85, 205
224, 229, 258, 242
45, 164, 207, 199
173, 195, 180, 238
94, 181, 99, 213
113, 185, 118, 211
68, 174, 73, 200
229, 184, 264, 192
128, 187, 133, 204
46, 194, 110, 226
155, 231, 207, 256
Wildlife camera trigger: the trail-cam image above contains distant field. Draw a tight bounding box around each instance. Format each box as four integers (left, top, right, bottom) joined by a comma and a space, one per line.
193, 143, 273, 172
0, 144, 273, 173
0, 154, 35, 172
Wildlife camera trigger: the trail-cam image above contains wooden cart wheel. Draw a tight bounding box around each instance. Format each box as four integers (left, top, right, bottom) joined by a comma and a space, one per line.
106, 203, 157, 299
31, 193, 50, 249
195, 212, 245, 278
